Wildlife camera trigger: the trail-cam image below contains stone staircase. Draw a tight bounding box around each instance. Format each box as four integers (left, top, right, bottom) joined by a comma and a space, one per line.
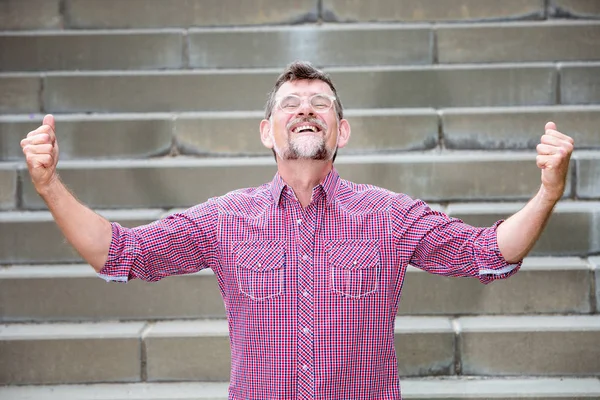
1, 0, 600, 398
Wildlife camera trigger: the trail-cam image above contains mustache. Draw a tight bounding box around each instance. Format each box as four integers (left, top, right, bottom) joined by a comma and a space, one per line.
286, 117, 327, 132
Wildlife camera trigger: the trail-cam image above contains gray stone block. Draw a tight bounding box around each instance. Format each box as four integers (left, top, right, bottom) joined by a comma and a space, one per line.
329, 65, 556, 109
575, 154, 600, 198
145, 320, 231, 381
43, 71, 279, 113
0, 75, 40, 114
0, 114, 173, 161
19, 154, 546, 210
175, 112, 267, 156
0, 322, 144, 384
399, 258, 593, 315
447, 202, 600, 256
0, 0, 61, 30
20, 159, 277, 209
0, 165, 17, 210
66, 0, 318, 28
189, 26, 431, 68
322, 0, 544, 22
394, 317, 455, 376
561, 63, 600, 105
0, 210, 162, 264
550, 0, 600, 18
344, 109, 439, 152
335, 153, 548, 202
0, 32, 184, 72
441, 106, 600, 150
459, 316, 600, 375
437, 21, 600, 63
175, 109, 439, 156
0, 267, 225, 321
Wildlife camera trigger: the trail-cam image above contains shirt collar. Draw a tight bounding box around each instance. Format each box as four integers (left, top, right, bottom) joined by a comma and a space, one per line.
270, 167, 340, 207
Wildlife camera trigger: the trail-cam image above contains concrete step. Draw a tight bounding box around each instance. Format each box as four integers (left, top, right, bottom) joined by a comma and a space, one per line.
2, 106, 599, 161
2, 316, 599, 384
0, 65, 563, 114
0, 257, 595, 322
0, 321, 146, 385
2, 378, 600, 400
0, 25, 430, 71
4, 63, 600, 114
3, 21, 599, 71
323, 0, 547, 23
447, 201, 600, 256
0, 209, 163, 264
9, 152, 584, 209
3, 0, 599, 31
323, 0, 600, 23
0, 30, 186, 72
436, 21, 600, 64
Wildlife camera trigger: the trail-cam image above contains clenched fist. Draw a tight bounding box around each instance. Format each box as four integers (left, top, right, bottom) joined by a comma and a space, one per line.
536, 122, 574, 202
21, 114, 59, 191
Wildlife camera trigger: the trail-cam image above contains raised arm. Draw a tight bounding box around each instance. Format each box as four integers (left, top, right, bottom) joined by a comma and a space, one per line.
496, 122, 574, 263
21, 114, 112, 272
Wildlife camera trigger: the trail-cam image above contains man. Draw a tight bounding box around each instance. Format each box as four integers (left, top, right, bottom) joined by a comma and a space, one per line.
21, 61, 573, 399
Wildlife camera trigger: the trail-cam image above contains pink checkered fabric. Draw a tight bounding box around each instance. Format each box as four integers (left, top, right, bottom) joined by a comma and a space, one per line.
99, 168, 520, 400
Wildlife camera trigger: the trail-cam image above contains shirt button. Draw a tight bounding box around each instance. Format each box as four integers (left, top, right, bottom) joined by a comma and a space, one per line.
296, 219, 302, 225
303, 327, 310, 335
302, 364, 308, 371
302, 254, 309, 261
302, 291, 309, 297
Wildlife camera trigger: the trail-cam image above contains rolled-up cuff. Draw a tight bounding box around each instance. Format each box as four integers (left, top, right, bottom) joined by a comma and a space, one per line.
475, 220, 523, 284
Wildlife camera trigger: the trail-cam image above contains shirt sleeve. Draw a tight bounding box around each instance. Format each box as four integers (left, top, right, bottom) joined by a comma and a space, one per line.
392, 196, 521, 284
97, 200, 219, 283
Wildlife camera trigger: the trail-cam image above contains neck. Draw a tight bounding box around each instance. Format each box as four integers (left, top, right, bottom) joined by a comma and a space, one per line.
276, 159, 333, 208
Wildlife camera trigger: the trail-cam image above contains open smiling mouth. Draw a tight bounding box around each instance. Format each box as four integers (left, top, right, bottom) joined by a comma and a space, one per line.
292, 125, 322, 134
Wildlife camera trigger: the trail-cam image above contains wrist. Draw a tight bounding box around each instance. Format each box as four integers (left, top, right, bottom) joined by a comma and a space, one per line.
35, 175, 62, 197
536, 184, 563, 206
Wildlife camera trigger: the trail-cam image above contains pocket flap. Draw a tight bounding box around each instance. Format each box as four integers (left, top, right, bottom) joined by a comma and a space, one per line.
234, 241, 285, 272
325, 240, 380, 270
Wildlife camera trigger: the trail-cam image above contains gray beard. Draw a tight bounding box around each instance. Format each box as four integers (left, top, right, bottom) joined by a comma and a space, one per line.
282, 137, 332, 160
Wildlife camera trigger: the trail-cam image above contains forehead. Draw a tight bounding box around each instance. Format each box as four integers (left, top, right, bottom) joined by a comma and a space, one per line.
277, 79, 334, 97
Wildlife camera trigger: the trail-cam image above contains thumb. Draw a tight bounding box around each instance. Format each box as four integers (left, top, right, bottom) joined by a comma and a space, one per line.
42, 114, 55, 133
545, 121, 557, 131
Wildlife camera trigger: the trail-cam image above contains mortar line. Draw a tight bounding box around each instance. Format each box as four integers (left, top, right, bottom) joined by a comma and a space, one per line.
589, 259, 598, 314
182, 29, 190, 70
451, 318, 462, 375
317, 0, 324, 22
140, 322, 154, 382
59, 0, 70, 29
431, 27, 438, 65
555, 64, 562, 106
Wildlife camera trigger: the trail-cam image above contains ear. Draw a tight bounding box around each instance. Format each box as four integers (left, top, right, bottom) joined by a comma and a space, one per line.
336, 119, 351, 148
260, 119, 274, 149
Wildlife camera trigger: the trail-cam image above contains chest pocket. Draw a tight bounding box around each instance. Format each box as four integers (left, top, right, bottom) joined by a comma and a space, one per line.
234, 241, 285, 301
325, 240, 381, 299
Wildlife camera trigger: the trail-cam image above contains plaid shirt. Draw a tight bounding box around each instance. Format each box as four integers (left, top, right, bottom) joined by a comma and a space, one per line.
99, 168, 520, 400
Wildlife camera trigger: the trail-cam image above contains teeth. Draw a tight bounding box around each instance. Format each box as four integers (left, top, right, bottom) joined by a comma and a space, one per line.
293, 125, 318, 133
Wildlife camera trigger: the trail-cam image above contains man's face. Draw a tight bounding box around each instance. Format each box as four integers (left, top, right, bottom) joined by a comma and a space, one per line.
260, 79, 349, 161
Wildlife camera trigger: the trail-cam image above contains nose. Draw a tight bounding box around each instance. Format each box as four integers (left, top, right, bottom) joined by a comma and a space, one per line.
296, 98, 315, 116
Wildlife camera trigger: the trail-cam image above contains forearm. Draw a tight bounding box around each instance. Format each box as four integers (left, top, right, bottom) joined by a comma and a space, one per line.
37, 178, 112, 272
496, 185, 559, 263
